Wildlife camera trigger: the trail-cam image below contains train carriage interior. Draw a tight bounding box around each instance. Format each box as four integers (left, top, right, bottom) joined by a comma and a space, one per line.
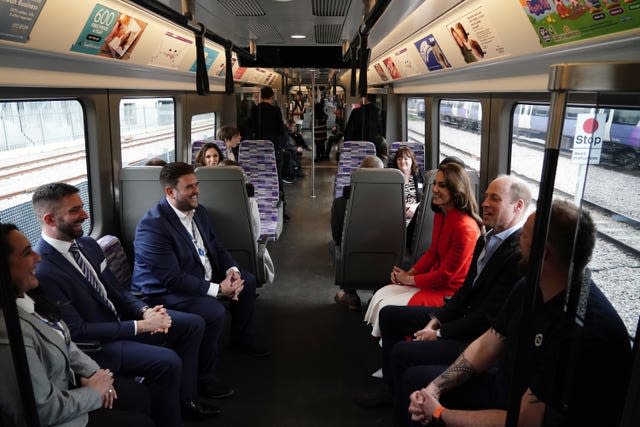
1, 0, 640, 426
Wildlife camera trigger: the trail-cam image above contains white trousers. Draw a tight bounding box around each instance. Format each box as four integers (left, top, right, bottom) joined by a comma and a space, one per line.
364, 284, 419, 337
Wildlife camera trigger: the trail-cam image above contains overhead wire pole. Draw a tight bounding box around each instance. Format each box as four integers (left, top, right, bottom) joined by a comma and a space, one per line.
310, 69, 317, 199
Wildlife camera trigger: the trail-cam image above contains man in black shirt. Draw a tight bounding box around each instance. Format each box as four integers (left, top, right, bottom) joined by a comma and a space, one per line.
404, 200, 631, 427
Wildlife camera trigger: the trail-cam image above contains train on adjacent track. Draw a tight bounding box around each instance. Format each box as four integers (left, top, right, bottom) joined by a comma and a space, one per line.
1, 0, 639, 426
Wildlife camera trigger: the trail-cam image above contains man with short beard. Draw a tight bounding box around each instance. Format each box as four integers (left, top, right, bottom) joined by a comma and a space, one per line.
403, 200, 631, 427
32, 183, 221, 427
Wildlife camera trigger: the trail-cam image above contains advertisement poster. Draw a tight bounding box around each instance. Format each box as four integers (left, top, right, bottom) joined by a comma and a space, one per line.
150, 32, 192, 69
392, 47, 418, 77
188, 46, 219, 72
233, 67, 247, 80
382, 56, 402, 79
414, 34, 452, 71
0, 0, 46, 43
71, 4, 147, 60
215, 57, 237, 77
520, 0, 640, 47
373, 63, 389, 81
447, 6, 506, 64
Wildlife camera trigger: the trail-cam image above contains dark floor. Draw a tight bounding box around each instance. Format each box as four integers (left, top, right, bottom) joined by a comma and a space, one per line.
188, 151, 393, 426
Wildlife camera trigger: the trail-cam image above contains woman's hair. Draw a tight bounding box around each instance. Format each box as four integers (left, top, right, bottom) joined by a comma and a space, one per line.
195, 142, 224, 167
216, 126, 240, 142
392, 146, 418, 175
0, 223, 61, 321
434, 163, 482, 227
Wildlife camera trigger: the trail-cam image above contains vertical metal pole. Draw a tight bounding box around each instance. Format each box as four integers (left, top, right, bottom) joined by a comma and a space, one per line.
310, 70, 317, 198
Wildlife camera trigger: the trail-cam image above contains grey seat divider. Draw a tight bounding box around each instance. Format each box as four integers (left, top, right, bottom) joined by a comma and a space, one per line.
120, 166, 164, 253
196, 167, 267, 285
335, 168, 405, 290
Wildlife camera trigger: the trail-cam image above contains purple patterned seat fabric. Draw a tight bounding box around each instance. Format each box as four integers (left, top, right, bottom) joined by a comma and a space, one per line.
389, 141, 425, 171
238, 140, 280, 240
334, 141, 376, 199
96, 235, 131, 289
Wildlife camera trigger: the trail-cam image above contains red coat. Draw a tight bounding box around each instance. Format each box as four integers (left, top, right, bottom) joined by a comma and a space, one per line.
408, 208, 480, 307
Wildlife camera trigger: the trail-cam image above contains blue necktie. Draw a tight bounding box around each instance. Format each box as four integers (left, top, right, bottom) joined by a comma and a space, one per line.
69, 242, 119, 318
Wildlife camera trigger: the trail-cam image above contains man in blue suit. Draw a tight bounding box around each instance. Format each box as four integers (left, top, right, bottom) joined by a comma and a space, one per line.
131, 162, 269, 388
31, 183, 220, 427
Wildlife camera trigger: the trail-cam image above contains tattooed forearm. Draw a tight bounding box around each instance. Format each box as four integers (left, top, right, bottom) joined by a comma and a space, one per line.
432, 353, 477, 394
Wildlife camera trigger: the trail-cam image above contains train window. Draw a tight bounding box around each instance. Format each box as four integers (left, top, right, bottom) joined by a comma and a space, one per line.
511, 103, 640, 336
438, 99, 482, 172
0, 100, 91, 245
119, 98, 176, 167
190, 112, 217, 144
407, 97, 425, 145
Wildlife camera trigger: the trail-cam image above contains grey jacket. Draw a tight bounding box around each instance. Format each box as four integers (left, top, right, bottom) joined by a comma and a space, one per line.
0, 305, 102, 427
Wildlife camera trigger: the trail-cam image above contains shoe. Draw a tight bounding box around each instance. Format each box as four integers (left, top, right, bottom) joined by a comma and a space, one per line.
200, 380, 235, 399
296, 170, 306, 178
354, 388, 393, 408
181, 399, 221, 420
233, 341, 271, 358
282, 177, 295, 184
334, 290, 361, 311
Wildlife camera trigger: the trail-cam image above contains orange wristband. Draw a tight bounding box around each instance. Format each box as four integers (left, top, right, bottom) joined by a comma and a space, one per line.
433, 404, 446, 421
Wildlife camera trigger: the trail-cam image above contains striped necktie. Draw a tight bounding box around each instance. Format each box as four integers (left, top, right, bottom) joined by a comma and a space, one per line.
69, 242, 119, 318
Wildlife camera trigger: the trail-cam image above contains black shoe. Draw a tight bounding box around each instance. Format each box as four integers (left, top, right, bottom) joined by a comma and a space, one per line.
354, 389, 393, 408
282, 176, 295, 184
296, 170, 306, 178
200, 380, 235, 399
233, 341, 271, 358
181, 399, 221, 420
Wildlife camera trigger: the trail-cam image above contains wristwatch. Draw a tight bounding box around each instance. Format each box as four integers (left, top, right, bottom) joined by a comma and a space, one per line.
436, 329, 442, 339
432, 405, 446, 426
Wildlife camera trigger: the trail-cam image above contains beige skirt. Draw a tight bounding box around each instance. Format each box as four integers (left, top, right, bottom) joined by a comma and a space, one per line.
364, 284, 419, 337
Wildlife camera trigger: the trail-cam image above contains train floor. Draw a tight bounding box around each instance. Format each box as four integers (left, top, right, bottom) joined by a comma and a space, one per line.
185, 150, 393, 426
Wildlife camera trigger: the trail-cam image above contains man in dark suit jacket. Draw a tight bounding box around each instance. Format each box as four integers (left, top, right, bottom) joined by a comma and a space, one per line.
131, 162, 268, 365
357, 175, 532, 411
31, 183, 220, 427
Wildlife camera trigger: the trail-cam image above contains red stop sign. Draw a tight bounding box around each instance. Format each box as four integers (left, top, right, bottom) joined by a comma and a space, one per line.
583, 118, 599, 134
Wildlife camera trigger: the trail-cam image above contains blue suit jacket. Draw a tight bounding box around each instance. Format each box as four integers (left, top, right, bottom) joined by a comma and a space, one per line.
35, 237, 147, 370
132, 198, 237, 302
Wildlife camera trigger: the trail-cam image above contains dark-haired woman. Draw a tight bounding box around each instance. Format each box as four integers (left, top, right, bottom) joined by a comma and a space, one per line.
364, 163, 482, 337
195, 142, 224, 167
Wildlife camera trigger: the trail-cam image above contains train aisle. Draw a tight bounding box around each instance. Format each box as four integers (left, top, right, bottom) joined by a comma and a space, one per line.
197, 154, 392, 426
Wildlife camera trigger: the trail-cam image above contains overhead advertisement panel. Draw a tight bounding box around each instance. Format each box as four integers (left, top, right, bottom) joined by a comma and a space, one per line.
0, 0, 46, 43
521, 0, 640, 47
446, 5, 507, 64
70, 3, 147, 60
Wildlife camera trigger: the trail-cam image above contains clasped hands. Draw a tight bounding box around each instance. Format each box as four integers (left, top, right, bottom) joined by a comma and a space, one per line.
141, 305, 171, 334
390, 266, 415, 286
81, 368, 116, 409
408, 383, 441, 425
220, 269, 244, 301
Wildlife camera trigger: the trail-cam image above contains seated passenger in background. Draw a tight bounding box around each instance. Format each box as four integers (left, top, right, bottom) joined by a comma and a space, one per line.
391, 147, 425, 223
31, 183, 221, 427
145, 158, 167, 167
287, 119, 311, 151
195, 142, 224, 167
332, 156, 385, 311
0, 224, 154, 427
355, 175, 531, 409
404, 201, 631, 427
364, 163, 482, 337
132, 163, 269, 365
371, 135, 389, 166
216, 126, 241, 162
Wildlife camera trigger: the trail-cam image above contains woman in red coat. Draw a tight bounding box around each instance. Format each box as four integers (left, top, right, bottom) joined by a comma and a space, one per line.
364, 162, 482, 337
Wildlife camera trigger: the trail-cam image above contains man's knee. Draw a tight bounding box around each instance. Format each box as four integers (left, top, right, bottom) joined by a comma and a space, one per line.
168, 310, 205, 337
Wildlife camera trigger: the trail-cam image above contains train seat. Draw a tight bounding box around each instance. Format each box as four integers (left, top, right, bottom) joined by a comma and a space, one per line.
237, 139, 283, 241
96, 234, 132, 290
120, 166, 164, 252
335, 168, 405, 290
334, 141, 376, 200
389, 141, 426, 171
191, 139, 226, 165
195, 166, 269, 285
406, 169, 480, 266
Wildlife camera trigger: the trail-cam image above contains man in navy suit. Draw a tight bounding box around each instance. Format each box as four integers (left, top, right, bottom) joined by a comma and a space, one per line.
131, 162, 268, 387
31, 183, 220, 427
